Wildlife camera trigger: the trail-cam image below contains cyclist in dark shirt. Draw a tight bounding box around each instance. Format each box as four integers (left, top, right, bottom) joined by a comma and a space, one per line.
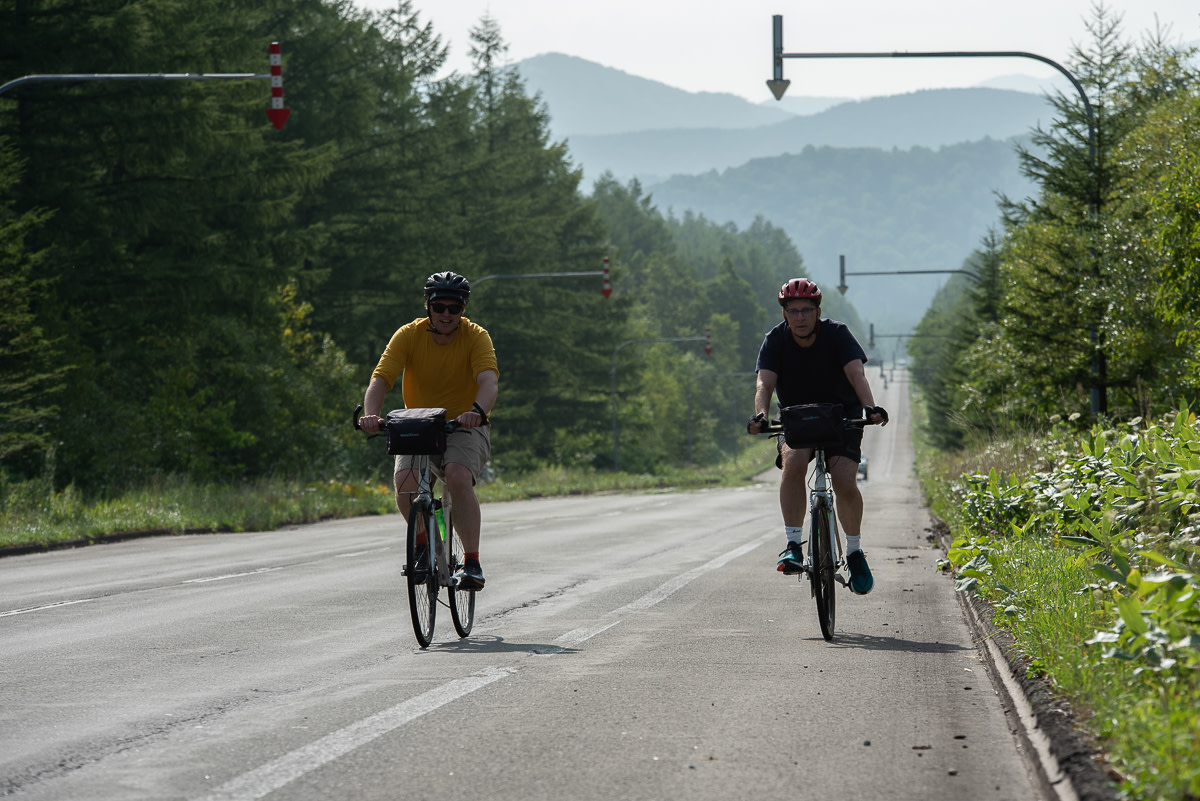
747, 278, 888, 595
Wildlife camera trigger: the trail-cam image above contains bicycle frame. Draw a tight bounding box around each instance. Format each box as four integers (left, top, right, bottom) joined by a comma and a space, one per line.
403, 455, 454, 588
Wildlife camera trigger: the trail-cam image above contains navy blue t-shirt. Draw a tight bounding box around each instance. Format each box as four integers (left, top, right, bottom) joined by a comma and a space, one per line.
755, 318, 867, 415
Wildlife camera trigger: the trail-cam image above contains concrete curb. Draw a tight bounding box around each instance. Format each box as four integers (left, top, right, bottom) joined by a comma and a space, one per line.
936, 520, 1120, 801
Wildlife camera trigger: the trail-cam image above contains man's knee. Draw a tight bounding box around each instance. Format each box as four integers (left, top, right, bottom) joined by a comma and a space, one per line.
443, 462, 475, 491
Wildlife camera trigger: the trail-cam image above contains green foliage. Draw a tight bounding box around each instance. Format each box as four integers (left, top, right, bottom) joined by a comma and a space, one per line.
651, 138, 1032, 335
0, 1, 849, 501
945, 408, 1200, 799
0, 137, 67, 471
908, 231, 1004, 448
0, 473, 396, 549
913, 8, 1200, 436
945, 410, 1200, 796
1120, 83, 1200, 352
1, 0, 345, 491
590, 176, 846, 470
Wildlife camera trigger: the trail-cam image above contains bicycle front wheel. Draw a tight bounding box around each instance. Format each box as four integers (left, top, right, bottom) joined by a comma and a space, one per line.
446, 512, 475, 638
812, 508, 837, 641
406, 499, 437, 648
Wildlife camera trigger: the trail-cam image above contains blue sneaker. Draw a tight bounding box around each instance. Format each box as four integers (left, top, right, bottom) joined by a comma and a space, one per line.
776, 542, 805, 575
846, 549, 874, 595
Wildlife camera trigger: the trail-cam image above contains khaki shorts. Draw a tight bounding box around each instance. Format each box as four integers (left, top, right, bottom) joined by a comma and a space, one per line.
395, 425, 491, 484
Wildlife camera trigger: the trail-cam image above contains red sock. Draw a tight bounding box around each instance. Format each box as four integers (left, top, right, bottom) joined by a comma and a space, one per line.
465, 552, 480, 562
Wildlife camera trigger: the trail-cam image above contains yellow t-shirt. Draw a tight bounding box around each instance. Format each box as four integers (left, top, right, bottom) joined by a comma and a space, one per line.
372, 317, 499, 417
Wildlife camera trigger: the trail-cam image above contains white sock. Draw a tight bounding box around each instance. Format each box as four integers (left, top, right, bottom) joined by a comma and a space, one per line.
785, 526, 804, 544
845, 535, 861, 554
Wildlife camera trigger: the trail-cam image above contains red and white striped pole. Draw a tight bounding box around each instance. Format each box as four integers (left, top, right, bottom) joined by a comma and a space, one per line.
266, 42, 291, 130
705, 327, 712, 355
601, 257, 613, 299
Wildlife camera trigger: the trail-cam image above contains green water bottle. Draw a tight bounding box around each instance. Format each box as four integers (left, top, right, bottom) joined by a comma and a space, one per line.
434, 506, 446, 541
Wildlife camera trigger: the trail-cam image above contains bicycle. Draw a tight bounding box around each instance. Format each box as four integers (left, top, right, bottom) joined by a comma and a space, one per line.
354, 405, 477, 648
752, 406, 875, 641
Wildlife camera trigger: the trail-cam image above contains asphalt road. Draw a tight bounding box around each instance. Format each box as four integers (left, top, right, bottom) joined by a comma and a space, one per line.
0, 370, 1046, 800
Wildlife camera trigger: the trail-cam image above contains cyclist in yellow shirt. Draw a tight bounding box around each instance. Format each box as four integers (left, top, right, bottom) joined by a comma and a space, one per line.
359, 272, 499, 590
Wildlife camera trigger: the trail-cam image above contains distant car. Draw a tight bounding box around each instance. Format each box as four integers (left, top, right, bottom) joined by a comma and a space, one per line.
897, 359, 908, 369
857, 456, 869, 481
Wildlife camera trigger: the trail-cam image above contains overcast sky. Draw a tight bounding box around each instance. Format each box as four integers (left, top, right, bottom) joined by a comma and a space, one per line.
352, 0, 1199, 100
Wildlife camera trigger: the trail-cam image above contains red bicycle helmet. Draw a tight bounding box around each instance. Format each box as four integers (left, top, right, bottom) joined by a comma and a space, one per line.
778, 278, 821, 306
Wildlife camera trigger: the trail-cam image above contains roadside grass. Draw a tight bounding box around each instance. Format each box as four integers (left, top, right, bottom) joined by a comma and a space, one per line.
917, 397, 1200, 801
0, 438, 778, 552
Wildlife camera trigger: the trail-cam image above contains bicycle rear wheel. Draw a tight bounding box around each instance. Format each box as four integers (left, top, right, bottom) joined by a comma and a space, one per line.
406, 499, 437, 648
812, 507, 837, 641
446, 510, 475, 638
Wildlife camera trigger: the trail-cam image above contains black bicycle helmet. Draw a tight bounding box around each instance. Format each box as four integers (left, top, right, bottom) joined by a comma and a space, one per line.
778, 278, 821, 306
424, 271, 471, 302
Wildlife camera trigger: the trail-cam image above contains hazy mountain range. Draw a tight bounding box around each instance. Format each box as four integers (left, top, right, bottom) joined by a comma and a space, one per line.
512, 53, 1056, 336
565, 88, 1052, 185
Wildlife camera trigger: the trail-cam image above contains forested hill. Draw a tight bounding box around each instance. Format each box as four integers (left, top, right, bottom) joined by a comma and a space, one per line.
648, 138, 1036, 334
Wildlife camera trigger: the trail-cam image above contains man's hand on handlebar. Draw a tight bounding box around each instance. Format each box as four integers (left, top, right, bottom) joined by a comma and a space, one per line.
358, 413, 384, 434
455, 401, 490, 430
747, 412, 767, 435
865, 405, 890, 426
456, 410, 484, 429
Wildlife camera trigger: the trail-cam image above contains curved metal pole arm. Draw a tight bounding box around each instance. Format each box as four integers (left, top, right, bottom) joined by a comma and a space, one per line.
472, 271, 603, 287
778, 47, 1094, 156
0, 73, 269, 98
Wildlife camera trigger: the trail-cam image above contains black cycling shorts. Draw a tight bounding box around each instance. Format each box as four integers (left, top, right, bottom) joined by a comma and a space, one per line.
775, 429, 863, 469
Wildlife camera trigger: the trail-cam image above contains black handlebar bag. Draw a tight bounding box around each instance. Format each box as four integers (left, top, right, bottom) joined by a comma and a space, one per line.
384, 408, 447, 455
779, 403, 845, 450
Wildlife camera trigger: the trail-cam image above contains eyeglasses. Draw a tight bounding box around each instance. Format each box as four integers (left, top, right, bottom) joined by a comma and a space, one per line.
430, 302, 463, 315
784, 307, 818, 319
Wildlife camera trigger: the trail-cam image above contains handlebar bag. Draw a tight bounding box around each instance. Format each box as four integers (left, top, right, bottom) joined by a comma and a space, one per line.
384, 408, 447, 455
779, 403, 845, 450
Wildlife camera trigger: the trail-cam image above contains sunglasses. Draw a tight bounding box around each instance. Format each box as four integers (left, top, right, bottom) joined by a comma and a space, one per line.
429, 302, 463, 315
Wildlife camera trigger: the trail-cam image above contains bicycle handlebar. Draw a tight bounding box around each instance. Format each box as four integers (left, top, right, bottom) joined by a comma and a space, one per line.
752, 417, 874, 435
749, 403, 888, 436
352, 404, 481, 435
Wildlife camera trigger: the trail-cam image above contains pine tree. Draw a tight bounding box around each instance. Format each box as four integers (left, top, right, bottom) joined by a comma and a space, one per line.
0, 139, 67, 474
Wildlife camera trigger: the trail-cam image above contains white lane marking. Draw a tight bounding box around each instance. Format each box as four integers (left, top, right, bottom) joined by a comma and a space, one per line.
182, 567, 284, 585
195, 667, 515, 801
193, 533, 770, 799
554, 532, 772, 647
0, 598, 95, 618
